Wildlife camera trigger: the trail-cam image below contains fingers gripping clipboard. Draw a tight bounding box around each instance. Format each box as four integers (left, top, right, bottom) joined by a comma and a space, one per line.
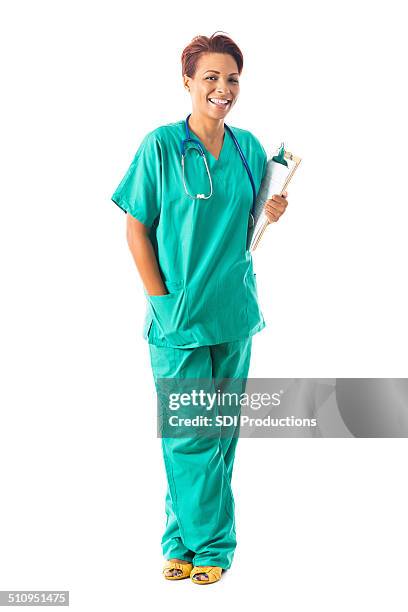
247, 144, 302, 252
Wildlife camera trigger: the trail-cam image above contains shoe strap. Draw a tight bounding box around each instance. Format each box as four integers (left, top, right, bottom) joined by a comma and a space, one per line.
191, 566, 222, 580
163, 561, 192, 573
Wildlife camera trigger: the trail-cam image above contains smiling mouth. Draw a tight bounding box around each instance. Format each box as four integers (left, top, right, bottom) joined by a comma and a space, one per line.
208, 97, 232, 108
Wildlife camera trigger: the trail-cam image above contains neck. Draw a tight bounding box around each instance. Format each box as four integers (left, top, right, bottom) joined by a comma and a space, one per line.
188, 111, 225, 144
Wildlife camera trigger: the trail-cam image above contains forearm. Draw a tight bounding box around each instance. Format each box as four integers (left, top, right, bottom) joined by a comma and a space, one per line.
126, 220, 167, 296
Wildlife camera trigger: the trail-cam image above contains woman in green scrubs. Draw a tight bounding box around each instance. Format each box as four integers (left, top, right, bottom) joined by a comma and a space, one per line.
111, 32, 288, 584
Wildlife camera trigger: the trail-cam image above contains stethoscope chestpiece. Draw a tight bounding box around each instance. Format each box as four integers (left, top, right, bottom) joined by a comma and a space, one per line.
181, 143, 213, 200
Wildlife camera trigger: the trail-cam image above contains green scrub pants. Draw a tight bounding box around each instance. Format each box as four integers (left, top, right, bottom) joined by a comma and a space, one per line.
148, 336, 252, 570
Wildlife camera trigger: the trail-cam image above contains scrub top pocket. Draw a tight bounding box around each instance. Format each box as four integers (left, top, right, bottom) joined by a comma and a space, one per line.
147, 280, 195, 347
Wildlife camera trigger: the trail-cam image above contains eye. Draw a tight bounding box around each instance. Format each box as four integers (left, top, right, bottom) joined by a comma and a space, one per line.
205, 76, 239, 84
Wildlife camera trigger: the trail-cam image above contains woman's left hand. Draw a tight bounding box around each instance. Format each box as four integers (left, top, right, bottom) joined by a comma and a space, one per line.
263, 191, 288, 223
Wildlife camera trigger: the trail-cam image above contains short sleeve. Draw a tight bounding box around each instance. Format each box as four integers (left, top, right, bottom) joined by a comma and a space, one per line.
260, 147, 267, 182
111, 131, 162, 228
248, 132, 268, 193
255, 137, 268, 181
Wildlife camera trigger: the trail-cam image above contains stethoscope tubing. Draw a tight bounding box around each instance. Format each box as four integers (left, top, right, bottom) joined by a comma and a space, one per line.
181, 113, 257, 222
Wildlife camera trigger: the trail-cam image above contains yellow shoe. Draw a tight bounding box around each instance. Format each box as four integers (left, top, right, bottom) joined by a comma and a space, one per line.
190, 566, 223, 585
163, 560, 193, 580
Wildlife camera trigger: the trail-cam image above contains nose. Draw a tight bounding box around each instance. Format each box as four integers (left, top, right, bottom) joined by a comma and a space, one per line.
216, 77, 231, 95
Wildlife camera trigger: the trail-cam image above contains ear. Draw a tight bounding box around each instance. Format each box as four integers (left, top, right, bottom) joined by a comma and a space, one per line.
183, 74, 191, 92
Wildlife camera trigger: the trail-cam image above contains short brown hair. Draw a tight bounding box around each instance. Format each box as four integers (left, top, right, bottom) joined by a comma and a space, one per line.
181, 31, 244, 78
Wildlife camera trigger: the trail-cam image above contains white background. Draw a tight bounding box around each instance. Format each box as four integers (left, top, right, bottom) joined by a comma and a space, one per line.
1, 0, 407, 609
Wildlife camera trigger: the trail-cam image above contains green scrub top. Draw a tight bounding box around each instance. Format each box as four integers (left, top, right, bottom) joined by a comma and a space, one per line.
111, 119, 268, 349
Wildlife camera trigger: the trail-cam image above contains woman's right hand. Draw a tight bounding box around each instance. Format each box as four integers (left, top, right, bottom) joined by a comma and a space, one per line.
147, 289, 169, 296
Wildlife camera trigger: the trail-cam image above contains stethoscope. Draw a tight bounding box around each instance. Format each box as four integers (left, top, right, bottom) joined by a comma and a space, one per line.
181, 113, 257, 228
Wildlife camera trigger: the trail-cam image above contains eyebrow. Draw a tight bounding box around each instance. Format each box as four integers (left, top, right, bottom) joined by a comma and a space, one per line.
203, 70, 239, 76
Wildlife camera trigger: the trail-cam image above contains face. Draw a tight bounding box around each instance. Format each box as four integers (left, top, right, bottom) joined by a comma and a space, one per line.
183, 52, 240, 119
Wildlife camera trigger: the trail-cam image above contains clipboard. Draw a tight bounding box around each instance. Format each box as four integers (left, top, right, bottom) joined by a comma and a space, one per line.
248, 145, 302, 252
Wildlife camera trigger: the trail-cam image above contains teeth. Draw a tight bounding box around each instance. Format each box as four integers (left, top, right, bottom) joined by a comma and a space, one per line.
209, 98, 230, 105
